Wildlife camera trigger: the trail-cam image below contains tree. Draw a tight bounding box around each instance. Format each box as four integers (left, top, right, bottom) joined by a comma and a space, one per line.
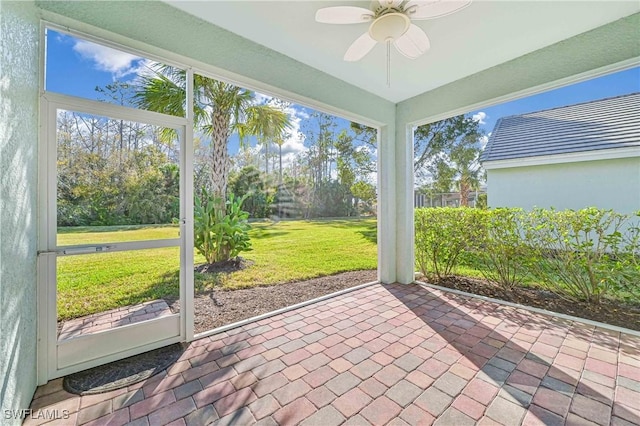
228, 165, 270, 218
134, 66, 291, 204
452, 143, 484, 207
414, 115, 484, 206
350, 122, 377, 148
270, 99, 293, 184
351, 181, 376, 215
56, 108, 179, 226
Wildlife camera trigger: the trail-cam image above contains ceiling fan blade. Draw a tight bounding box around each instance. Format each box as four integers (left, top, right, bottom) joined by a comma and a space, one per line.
315, 6, 374, 24
393, 24, 430, 59
405, 0, 471, 20
344, 32, 377, 62
378, 0, 404, 8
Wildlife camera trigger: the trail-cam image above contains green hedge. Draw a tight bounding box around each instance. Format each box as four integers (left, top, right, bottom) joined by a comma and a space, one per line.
415, 207, 640, 304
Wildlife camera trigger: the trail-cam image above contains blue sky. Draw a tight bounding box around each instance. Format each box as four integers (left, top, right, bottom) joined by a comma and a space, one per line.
46, 28, 640, 155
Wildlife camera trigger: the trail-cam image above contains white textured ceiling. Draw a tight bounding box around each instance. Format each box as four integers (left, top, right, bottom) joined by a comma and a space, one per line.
165, 1, 639, 103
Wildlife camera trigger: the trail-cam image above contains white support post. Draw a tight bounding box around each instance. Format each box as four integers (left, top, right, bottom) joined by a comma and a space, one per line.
36, 94, 51, 385
377, 124, 397, 284
395, 124, 415, 284
184, 68, 195, 342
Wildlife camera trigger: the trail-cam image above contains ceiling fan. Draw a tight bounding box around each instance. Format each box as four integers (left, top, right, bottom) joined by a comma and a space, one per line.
316, 0, 471, 62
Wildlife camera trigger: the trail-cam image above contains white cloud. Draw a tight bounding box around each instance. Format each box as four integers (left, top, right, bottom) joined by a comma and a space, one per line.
296, 109, 310, 120
133, 59, 162, 78
472, 111, 487, 125
255, 105, 308, 168
479, 135, 489, 149
254, 92, 273, 105
73, 40, 141, 78
283, 106, 307, 151
250, 99, 310, 167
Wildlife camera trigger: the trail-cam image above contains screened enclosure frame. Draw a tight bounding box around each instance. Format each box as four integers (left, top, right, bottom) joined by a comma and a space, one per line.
36, 21, 386, 383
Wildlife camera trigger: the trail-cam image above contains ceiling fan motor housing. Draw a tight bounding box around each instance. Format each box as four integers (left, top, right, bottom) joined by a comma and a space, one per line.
369, 13, 410, 42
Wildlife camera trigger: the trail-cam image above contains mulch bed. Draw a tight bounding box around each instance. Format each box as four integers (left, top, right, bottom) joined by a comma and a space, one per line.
169, 270, 378, 334
428, 275, 640, 332
194, 257, 254, 274
170, 269, 639, 334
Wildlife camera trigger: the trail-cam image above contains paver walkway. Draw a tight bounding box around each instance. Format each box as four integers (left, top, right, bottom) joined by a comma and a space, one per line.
58, 300, 173, 340
29, 283, 640, 425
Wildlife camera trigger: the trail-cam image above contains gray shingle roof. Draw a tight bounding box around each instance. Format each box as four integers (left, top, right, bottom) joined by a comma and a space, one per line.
481, 92, 640, 163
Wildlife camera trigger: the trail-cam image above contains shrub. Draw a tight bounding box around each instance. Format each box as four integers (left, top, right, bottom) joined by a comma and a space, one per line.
524, 207, 628, 304
414, 206, 637, 304
619, 211, 640, 299
194, 190, 252, 264
415, 207, 486, 279
478, 208, 532, 290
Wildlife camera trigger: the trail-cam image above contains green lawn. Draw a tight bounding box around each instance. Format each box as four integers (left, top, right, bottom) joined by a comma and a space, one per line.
56, 219, 377, 320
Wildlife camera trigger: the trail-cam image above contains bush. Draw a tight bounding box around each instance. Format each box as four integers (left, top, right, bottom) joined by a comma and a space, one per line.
414, 206, 638, 304
613, 211, 639, 300
194, 190, 252, 264
523, 207, 629, 304
477, 208, 532, 290
415, 207, 486, 279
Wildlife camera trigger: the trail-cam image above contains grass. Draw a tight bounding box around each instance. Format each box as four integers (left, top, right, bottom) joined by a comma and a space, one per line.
203, 219, 377, 289
56, 219, 377, 320
58, 224, 179, 244
57, 247, 181, 320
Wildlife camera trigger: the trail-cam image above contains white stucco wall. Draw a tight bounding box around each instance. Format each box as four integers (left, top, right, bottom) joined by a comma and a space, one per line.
486, 157, 640, 215
0, 0, 40, 421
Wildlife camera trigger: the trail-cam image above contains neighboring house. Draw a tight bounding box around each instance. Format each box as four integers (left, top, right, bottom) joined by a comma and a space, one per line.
481, 93, 640, 215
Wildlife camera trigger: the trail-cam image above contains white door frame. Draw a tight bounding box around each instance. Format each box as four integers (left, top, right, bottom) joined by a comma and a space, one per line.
36, 91, 194, 382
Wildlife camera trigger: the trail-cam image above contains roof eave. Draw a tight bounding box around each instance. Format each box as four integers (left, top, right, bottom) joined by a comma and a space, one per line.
482, 146, 640, 170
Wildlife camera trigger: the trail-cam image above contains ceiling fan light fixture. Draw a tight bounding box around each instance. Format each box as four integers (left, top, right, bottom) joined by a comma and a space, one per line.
316, 0, 471, 64
368, 13, 410, 42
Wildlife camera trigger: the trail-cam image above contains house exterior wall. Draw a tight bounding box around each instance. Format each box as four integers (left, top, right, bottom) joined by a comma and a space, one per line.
486, 157, 640, 215
0, 0, 40, 421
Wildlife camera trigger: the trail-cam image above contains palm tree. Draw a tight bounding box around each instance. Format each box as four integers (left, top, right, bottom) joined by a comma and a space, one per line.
134, 65, 291, 203
451, 143, 483, 207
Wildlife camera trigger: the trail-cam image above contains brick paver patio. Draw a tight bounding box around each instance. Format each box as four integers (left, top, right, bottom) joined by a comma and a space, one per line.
58, 300, 173, 340
29, 283, 640, 425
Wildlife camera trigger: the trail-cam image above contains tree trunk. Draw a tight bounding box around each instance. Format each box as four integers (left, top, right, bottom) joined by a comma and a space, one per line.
119, 119, 124, 170
459, 178, 470, 207
278, 144, 283, 183
272, 153, 276, 176
210, 111, 231, 202
277, 144, 283, 217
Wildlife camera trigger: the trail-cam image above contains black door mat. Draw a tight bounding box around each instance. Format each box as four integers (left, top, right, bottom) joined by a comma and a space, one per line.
63, 343, 186, 395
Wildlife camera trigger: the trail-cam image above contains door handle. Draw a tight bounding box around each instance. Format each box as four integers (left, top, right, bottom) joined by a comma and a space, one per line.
64, 245, 115, 255
37, 245, 115, 256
